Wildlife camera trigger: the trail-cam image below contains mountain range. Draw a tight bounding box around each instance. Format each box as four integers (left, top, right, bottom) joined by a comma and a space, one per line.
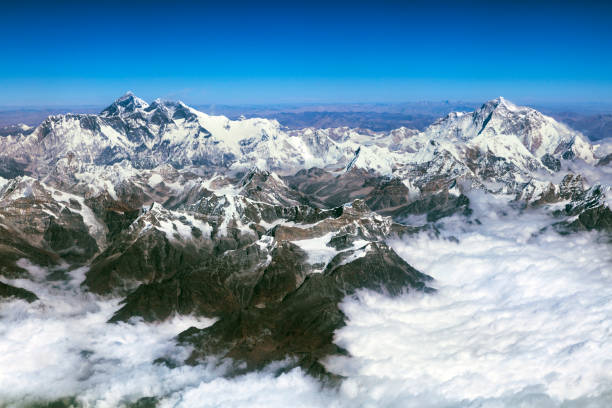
0, 93, 610, 386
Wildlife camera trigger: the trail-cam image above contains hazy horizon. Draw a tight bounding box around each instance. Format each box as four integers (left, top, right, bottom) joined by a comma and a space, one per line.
3, 93, 611, 140
3, 94, 612, 112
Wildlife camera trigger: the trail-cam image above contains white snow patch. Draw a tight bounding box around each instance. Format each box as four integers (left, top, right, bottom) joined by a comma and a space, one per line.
336, 243, 371, 267
291, 232, 338, 271
148, 173, 164, 187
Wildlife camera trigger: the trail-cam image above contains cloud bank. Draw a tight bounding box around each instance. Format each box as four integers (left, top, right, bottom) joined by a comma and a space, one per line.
1, 192, 611, 407
328, 194, 612, 407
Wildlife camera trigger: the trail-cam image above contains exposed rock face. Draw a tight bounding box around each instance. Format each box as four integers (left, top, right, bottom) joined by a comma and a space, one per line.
284, 167, 380, 208
559, 174, 585, 200
0, 177, 104, 274
87, 197, 423, 317
284, 169, 471, 223
0, 223, 59, 279
392, 189, 471, 222
553, 184, 612, 233
237, 168, 308, 206
178, 241, 432, 380
81, 195, 434, 377
541, 153, 561, 172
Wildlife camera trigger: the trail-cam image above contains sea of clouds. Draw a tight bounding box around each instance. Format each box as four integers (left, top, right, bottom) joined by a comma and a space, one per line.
0, 191, 611, 407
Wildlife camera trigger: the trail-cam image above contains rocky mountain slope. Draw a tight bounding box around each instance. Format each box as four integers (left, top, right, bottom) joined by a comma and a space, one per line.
0, 94, 610, 381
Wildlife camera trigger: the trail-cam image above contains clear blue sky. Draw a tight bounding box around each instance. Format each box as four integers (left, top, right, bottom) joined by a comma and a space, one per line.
2, 0, 611, 106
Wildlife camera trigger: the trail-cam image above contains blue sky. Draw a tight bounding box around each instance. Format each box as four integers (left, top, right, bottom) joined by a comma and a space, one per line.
1, 0, 611, 106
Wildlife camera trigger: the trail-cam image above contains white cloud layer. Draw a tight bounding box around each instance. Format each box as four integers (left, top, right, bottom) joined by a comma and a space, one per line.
328, 193, 612, 407
0, 266, 218, 407
0, 192, 611, 407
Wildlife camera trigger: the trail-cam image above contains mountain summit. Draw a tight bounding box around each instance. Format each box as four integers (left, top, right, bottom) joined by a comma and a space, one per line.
101, 91, 150, 117
422, 96, 594, 164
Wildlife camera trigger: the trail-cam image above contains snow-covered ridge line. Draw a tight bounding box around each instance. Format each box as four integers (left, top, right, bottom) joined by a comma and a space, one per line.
0, 93, 603, 203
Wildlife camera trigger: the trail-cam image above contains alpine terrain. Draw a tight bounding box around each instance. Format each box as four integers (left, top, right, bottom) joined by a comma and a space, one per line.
0, 93, 610, 407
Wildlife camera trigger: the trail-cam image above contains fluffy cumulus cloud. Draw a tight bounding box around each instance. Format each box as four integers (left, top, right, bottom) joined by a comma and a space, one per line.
1, 192, 611, 407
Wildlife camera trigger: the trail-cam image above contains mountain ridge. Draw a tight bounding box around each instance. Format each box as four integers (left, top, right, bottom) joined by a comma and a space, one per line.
0, 94, 601, 188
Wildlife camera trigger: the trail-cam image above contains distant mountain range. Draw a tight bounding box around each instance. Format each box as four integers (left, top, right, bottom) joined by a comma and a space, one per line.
2, 99, 611, 140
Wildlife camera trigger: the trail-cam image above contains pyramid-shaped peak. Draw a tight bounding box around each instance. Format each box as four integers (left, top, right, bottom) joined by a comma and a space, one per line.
476, 96, 520, 116
115, 91, 147, 105
148, 202, 167, 213
487, 96, 513, 107
101, 92, 149, 116
119, 90, 135, 99
494, 96, 516, 108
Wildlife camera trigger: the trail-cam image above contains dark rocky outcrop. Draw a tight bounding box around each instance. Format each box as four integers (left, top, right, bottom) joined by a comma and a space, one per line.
0, 281, 38, 302
365, 178, 411, 210
541, 153, 561, 172
85, 228, 213, 296
43, 207, 99, 263
0, 156, 30, 179
0, 224, 60, 279
177, 242, 433, 380
286, 168, 471, 224
238, 168, 309, 207
553, 183, 612, 234
380, 187, 471, 222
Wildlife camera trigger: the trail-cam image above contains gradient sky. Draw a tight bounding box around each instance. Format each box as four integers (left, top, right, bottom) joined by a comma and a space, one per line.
2, 0, 612, 106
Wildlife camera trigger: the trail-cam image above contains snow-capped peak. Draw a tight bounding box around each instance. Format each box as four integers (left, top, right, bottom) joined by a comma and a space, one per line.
419, 96, 595, 167
101, 92, 149, 117
484, 96, 516, 111
471, 97, 520, 128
